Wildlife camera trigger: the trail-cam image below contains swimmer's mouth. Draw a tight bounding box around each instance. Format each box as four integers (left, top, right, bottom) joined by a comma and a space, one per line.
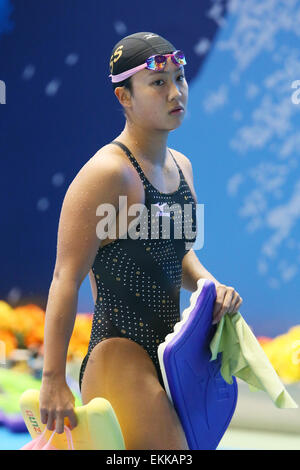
169, 106, 184, 114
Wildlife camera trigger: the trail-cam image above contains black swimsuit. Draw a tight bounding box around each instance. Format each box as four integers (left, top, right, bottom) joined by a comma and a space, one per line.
79, 140, 197, 391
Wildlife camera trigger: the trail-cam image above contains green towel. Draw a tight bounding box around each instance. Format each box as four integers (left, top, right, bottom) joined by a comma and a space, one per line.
209, 311, 298, 409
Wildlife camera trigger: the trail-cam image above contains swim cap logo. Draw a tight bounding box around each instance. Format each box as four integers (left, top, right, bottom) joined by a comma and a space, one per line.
110, 45, 124, 74
143, 34, 159, 40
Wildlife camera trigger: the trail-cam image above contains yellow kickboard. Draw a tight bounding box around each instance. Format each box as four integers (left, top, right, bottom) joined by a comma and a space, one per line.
19, 389, 125, 450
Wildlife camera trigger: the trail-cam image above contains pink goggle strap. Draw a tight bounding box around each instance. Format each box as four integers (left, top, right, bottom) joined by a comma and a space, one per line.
109, 63, 147, 83
109, 52, 183, 83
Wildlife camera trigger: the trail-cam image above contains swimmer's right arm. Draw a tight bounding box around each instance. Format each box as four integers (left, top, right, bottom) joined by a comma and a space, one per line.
40, 152, 131, 434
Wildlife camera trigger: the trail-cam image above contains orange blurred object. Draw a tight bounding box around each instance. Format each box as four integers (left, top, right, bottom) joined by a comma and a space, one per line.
257, 336, 273, 345
0, 329, 18, 357
68, 313, 92, 360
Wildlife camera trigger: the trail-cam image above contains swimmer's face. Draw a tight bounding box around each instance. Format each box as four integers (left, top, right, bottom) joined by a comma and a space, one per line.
117, 57, 188, 130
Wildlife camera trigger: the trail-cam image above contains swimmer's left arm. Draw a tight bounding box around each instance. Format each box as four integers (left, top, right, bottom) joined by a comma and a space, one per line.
179, 153, 243, 324
178, 153, 221, 291
181, 249, 221, 292
181, 249, 243, 325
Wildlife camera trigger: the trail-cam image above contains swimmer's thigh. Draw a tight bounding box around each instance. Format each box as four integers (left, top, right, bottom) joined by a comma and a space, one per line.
80, 337, 188, 450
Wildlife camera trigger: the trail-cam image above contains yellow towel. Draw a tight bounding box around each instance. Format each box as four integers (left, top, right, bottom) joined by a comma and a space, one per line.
209, 312, 298, 409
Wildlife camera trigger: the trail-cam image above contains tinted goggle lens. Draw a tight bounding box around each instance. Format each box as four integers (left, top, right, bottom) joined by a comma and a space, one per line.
146, 50, 186, 71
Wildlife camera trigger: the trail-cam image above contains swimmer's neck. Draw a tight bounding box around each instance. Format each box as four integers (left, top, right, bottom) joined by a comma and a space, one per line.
116, 124, 170, 167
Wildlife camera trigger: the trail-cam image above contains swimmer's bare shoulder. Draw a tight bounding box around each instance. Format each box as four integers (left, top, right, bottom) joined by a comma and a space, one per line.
85, 143, 130, 172
53, 144, 134, 285
88, 143, 145, 197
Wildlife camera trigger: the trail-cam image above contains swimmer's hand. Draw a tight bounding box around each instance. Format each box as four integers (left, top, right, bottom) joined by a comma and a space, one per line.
212, 283, 243, 325
40, 375, 78, 434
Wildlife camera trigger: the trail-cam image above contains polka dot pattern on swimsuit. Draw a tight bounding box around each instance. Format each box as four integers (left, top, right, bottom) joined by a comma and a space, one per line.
79, 141, 197, 391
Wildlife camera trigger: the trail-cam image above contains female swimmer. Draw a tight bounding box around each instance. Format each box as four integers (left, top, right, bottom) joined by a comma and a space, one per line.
39, 32, 243, 450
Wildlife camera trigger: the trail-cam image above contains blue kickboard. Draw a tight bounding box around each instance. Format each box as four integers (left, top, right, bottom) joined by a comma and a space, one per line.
158, 279, 238, 450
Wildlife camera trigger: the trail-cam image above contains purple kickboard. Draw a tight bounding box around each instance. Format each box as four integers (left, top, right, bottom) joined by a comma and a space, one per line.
0, 410, 27, 433
158, 279, 238, 450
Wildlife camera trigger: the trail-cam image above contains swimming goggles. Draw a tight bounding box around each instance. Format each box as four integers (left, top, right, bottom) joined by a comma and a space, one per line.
109, 50, 186, 83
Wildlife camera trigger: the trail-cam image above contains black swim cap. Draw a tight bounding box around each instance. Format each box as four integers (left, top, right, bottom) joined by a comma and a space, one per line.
109, 32, 177, 80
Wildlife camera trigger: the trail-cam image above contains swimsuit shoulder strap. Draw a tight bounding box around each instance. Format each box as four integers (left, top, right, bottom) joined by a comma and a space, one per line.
109, 140, 148, 185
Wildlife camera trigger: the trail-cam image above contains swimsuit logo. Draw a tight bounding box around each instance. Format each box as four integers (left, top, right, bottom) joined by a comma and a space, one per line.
154, 203, 170, 218
95, 197, 203, 251
143, 34, 159, 40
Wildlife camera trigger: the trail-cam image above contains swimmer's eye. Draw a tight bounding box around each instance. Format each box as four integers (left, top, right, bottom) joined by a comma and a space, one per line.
152, 74, 185, 86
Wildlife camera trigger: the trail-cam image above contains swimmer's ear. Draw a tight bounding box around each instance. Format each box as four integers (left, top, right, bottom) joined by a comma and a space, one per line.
114, 86, 132, 112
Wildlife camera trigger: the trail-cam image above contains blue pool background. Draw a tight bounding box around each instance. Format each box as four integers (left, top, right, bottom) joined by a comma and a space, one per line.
2, 0, 300, 451
2, 0, 300, 338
